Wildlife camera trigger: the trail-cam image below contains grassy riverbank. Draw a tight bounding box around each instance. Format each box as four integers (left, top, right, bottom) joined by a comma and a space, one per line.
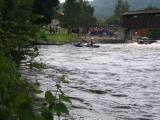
39, 28, 78, 43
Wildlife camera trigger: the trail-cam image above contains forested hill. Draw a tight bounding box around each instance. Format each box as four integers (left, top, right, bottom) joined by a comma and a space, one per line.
89, 0, 160, 18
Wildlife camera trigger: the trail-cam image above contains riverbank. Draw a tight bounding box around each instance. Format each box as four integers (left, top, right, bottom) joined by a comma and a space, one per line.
38, 28, 127, 44
38, 28, 78, 44
78, 35, 125, 44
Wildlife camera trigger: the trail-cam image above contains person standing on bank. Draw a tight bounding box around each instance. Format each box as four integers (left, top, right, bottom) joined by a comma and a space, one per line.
49, 25, 52, 35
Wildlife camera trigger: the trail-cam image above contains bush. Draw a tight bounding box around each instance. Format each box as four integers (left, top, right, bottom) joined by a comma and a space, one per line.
0, 50, 19, 119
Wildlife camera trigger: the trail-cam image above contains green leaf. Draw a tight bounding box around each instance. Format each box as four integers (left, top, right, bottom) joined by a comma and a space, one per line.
59, 95, 72, 104
28, 97, 33, 104
36, 116, 46, 120
45, 91, 55, 103
59, 89, 64, 95
59, 75, 69, 84
20, 109, 35, 120
55, 84, 61, 89
15, 93, 27, 104
32, 89, 43, 94
55, 103, 69, 115
0, 105, 7, 110
38, 104, 51, 114
54, 106, 61, 117
38, 104, 53, 120
62, 80, 69, 84
58, 75, 65, 81
41, 112, 53, 120
61, 75, 65, 81
56, 111, 61, 117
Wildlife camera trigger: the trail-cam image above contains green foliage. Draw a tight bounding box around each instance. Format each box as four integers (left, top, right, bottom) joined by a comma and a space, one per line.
0, 0, 40, 65
59, 95, 72, 103
62, 0, 78, 27
38, 31, 48, 42
15, 93, 28, 104
0, 69, 71, 120
32, 0, 59, 24
61, 0, 96, 28
149, 30, 160, 40
15, 79, 45, 120
39, 75, 71, 119
105, 15, 118, 25
55, 103, 69, 116
39, 104, 53, 120
19, 109, 36, 120
39, 28, 78, 44
29, 61, 45, 69
0, 0, 71, 120
45, 91, 56, 103
114, 0, 129, 20
0, 52, 19, 119
0, 52, 42, 119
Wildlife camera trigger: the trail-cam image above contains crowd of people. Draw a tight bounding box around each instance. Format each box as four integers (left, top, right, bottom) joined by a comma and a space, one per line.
68, 26, 118, 39
49, 25, 61, 35
48, 25, 118, 39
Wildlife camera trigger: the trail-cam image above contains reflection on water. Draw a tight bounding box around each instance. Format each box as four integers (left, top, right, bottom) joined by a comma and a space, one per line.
21, 42, 160, 120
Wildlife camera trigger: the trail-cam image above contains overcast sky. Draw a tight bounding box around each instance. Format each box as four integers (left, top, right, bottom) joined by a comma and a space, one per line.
59, 0, 93, 3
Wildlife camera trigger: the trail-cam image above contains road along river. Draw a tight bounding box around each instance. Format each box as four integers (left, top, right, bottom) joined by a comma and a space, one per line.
21, 42, 160, 120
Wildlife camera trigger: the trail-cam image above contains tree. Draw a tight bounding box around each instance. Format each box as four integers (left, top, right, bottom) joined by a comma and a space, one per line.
114, 0, 129, 20
61, 0, 96, 28
62, 0, 78, 27
32, 0, 59, 24
0, 0, 39, 119
0, 0, 39, 65
0, 0, 71, 119
105, 15, 118, 25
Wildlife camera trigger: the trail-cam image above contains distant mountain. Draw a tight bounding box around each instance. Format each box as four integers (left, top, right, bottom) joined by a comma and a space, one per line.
89, 0, 160, 18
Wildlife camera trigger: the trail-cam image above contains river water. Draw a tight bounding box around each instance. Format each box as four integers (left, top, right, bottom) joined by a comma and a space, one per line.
21, 42, 160, 120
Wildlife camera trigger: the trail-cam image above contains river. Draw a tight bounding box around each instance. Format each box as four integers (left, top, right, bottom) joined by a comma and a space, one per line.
21, 42, 160, 120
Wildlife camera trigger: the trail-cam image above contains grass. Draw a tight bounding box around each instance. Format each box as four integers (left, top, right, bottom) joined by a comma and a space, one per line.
38, 28, 78, 44
132, 36, 139, 39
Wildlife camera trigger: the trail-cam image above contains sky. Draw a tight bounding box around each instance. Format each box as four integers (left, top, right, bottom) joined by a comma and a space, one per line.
59, 0, 93, 3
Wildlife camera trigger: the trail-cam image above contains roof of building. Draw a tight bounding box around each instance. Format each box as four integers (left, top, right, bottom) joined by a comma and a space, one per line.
123, 9, 160, 15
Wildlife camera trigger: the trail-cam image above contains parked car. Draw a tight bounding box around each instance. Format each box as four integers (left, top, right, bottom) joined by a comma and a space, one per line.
137, 37, 156, 44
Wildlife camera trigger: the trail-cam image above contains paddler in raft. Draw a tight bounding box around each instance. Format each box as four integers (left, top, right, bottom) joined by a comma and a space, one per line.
87, 37, 94, 46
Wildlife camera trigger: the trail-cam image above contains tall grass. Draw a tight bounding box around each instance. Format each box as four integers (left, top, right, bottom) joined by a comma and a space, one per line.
39, 28, 78, 43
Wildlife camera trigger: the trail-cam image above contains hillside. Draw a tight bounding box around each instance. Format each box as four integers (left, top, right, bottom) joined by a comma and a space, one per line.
89, 0, 160, 18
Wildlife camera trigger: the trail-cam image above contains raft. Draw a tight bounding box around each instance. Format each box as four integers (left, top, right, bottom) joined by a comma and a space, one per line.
84, 44, 100, 48
74, 43, 100, 48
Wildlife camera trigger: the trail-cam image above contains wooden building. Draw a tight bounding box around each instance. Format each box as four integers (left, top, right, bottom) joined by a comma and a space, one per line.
122, 10, 160, 29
